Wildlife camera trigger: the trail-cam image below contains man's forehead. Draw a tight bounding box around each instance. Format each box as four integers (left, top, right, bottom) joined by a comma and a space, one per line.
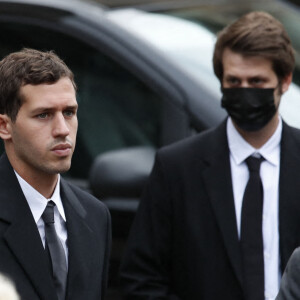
223, 51, 274, 73
19, 79, 77, 106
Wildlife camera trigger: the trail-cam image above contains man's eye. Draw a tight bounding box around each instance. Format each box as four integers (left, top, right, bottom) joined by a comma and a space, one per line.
64, 110, 74, 117
250, 78, 263, 85
37, 113, 49, 119
226, 77, 240, 86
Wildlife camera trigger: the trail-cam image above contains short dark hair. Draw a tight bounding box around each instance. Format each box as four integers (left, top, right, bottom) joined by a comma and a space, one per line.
0, 48, 76, 122
213, 11, 295, 82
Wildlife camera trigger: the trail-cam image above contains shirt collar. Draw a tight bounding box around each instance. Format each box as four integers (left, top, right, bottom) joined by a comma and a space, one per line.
14, 172, 66, 223
227, 117, 282, 166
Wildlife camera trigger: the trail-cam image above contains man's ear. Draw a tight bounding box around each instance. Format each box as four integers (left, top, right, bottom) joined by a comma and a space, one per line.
0, 114, 12, 140
281, 73, 293, 94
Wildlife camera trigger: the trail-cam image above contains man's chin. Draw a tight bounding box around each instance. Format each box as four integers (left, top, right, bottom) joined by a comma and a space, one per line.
46, 162, 72, 175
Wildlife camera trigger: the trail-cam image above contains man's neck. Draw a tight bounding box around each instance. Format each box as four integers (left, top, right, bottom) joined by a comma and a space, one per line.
15, 170, 58, 199
19, 172, 58, 199
8, 160, 58, 199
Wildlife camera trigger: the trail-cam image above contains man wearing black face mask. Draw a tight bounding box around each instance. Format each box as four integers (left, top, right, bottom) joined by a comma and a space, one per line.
120, 12, 300, 300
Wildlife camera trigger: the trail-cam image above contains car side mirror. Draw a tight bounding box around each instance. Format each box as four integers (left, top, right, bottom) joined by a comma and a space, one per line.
89, 146, 155, 203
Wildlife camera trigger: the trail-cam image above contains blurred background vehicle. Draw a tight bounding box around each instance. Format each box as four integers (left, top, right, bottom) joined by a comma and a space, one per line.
0, 0, 299, 298
85, 0, 300, 10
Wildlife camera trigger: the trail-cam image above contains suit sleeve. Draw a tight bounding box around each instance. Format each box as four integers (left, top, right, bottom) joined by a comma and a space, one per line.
119, 153, 181, 300
276, 247, 300, 300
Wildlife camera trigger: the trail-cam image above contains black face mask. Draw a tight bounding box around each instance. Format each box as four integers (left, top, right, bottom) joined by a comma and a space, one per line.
221, 87, 277, 132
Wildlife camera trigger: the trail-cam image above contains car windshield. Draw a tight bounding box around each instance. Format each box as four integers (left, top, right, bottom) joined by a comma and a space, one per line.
108, 4, 300, 129
108, 9, 221, 99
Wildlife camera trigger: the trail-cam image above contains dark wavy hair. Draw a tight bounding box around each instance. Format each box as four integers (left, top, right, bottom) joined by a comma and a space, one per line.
0, 48, 76, 122
213, 11, 295, 83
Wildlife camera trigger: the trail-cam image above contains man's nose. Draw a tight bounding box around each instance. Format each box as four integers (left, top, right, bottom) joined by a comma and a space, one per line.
240, 81, 251, 88
52, 114, 70, 137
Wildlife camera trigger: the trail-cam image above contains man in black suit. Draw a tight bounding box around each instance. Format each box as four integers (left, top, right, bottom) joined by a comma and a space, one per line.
120, 11, 300, 300
0, 48, 111, 300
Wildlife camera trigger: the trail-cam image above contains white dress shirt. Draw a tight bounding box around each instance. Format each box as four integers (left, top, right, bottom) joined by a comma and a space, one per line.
227, 117, 281, 300
15, 172, 68, 265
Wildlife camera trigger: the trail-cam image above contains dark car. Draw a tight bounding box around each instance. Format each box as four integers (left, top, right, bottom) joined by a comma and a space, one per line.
0, 0, 300, 298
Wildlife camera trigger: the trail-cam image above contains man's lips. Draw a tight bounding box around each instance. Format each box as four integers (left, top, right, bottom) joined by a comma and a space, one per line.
51, 144, 72, 156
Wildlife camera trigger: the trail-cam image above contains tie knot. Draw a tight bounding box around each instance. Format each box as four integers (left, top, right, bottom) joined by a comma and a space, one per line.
42, 200, 55, 224
245, 156, 264, 172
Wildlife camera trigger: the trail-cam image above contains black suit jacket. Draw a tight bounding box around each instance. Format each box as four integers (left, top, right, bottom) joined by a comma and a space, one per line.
120, 120, 300, 300
0, 153, 111, 300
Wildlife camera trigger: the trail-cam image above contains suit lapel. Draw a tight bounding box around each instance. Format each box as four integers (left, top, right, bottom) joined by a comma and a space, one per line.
0, 154, 57, 300
4, 219, 57, 300
201, 121, 243, 288
279, 123, 300, 271
61, 180, 96, 300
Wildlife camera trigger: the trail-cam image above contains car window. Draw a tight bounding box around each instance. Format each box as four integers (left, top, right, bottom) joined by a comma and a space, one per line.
108, 9, 221, 99
0, 22, 163, 179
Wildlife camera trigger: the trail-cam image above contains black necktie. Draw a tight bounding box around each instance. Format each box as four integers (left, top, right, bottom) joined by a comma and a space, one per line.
240, 156, 265, 300
42, 201, 67, 300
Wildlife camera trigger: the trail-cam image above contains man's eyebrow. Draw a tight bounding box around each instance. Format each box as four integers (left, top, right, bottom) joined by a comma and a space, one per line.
64, 105, 78, 110
31, 104, 78, 114
31, 107, 52, 114
224, 75, 239, 80
224, 74, 238, 78
224, 74, 267, 78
